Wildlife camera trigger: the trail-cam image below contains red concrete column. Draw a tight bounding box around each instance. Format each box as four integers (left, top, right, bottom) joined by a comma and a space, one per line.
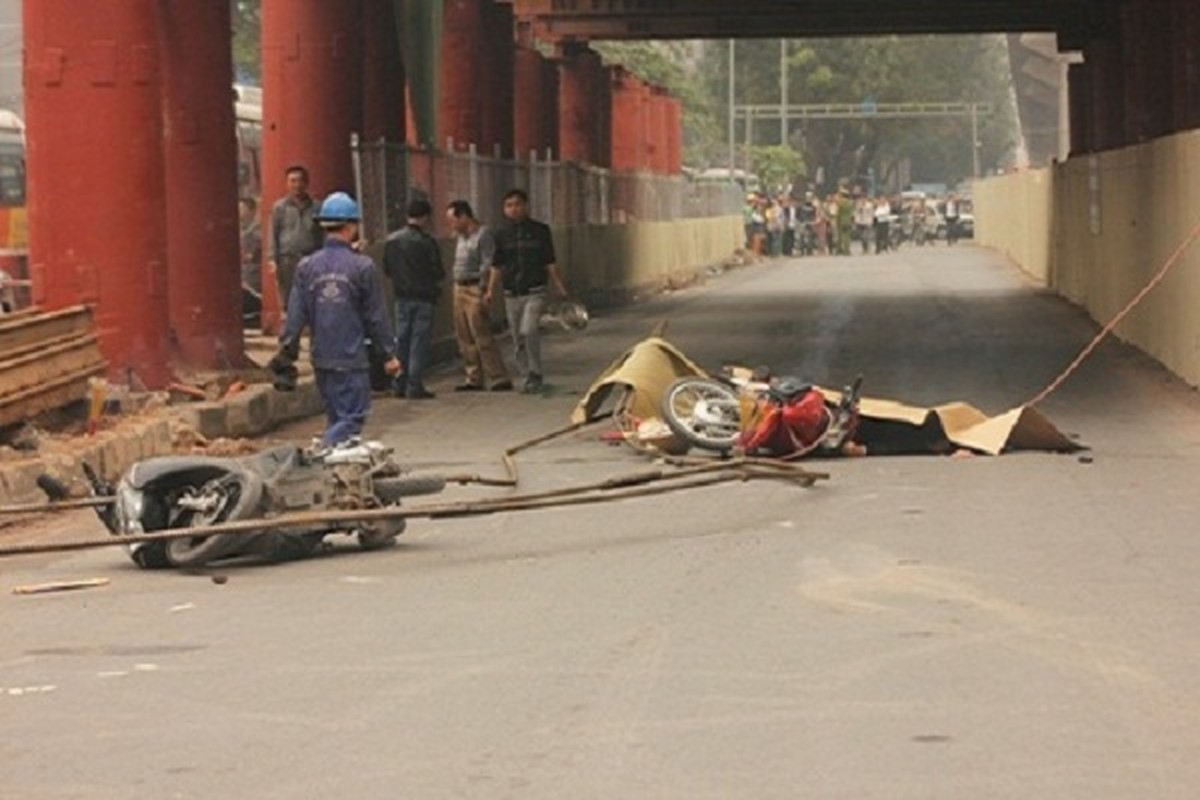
158, 1, 244, 370
24, 0, 172, 387
665, 96, 684, 174
541, 54, 560, 158
261, 0, 363, 331
440, 0, 485, 150
480, 1, 514, 158
609, 68, 642, 172
633, 78, 652, 171
514, 45, 545, 160
649, 86, 671, 174
558, 44, 607, 166
362, 0, 405, 143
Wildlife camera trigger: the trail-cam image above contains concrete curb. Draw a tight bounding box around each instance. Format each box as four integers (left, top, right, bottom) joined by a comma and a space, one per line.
0, 378, 324, 507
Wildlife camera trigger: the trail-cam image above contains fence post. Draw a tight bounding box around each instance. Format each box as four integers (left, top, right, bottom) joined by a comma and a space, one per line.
378, 137, 389, 239
600, 170, 610, 225
544, 147, 554, 225
468, 143, 479, 213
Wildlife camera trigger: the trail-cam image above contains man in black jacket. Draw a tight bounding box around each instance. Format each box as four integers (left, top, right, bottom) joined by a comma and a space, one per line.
486, 189, 568, 394
383, 199, 444, 399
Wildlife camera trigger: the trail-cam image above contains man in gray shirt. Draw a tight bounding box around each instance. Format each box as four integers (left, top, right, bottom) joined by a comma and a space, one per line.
446, 200, 512, 391
269, 164, 323, 313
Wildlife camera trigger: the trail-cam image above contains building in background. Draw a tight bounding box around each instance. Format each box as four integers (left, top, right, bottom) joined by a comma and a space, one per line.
0, 3, 20, 113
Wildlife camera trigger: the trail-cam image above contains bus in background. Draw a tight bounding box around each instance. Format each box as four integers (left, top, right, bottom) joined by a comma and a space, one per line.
0, 89, 262, 314
0, 109, 27, 313
234, 84, 262, 200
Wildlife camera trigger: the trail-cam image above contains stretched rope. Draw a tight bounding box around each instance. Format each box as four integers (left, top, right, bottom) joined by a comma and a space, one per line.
1026, 218, 1200, 407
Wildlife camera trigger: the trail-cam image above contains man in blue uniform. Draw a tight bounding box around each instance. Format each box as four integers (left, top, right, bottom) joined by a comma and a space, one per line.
276, 192, 401, 446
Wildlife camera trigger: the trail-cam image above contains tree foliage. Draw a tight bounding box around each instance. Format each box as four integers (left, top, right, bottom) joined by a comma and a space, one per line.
231, 0, 261, 83
694, 35, 1018, 191
749, 145, 806, 191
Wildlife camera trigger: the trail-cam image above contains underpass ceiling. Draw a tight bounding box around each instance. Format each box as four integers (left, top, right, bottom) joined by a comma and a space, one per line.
510, 0, 1118, 44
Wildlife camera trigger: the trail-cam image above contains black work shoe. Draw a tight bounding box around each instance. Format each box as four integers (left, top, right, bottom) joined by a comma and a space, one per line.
407, 388, 436, 400
489, 380, 514, 392
454, 383, 484, 392
521, 373, 543, 394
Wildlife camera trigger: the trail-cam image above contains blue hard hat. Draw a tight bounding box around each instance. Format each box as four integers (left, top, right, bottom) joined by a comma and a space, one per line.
316, 191, 361, 223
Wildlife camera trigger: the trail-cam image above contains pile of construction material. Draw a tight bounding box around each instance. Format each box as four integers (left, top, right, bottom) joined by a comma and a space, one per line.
0, 306, 105, 429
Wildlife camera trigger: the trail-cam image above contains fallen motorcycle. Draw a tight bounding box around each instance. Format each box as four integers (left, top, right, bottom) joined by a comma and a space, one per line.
660, 368, 863, 458
64, 439, 446, 569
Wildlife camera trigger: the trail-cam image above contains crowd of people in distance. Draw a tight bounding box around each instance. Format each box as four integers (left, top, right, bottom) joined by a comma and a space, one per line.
742, 186, 970, 258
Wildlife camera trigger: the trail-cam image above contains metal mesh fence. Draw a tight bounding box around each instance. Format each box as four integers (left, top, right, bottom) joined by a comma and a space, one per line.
352, 138, 742, 240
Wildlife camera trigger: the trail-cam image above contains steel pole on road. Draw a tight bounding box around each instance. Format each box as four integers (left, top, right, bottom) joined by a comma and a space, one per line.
971, 102, 981, 178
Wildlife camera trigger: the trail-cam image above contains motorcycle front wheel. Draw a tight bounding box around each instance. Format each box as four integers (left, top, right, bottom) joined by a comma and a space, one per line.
660, 377, 742, 453
164, 471, 264, 568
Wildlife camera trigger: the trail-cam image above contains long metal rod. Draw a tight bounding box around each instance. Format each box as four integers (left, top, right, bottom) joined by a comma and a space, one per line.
0, 465, 822, 560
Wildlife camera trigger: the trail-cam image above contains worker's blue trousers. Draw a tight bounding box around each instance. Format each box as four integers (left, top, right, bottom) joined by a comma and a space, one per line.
315, 368, 371, 446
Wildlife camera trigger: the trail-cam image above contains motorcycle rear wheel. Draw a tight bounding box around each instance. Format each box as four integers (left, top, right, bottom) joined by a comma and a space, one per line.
164, 472, 264, 568
660, 377, 742, 453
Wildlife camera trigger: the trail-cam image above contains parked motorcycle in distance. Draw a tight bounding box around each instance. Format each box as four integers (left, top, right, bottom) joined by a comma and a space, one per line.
58, 439, 446, 569
659, 368, 863, 458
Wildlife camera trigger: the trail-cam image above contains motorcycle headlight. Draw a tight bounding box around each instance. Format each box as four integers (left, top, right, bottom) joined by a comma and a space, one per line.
115, 484, 146, 534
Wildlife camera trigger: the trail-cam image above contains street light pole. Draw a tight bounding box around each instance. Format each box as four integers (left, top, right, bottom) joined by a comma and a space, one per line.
780, 39, 788, 146
970, 102, 981, 178
728, 39, 736, 171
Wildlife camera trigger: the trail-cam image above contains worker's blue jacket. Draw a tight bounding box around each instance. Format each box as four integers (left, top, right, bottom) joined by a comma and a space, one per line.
280, 238, 395, 371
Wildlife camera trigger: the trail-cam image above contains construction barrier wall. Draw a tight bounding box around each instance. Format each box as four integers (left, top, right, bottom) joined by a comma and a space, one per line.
366, 214, 744, 360
974, 129, 1200, 386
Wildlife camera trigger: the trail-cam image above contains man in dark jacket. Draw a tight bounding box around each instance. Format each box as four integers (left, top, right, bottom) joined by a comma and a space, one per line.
277, 192, 400, 446
485, 188, 568, 394
383, 199, 444, 399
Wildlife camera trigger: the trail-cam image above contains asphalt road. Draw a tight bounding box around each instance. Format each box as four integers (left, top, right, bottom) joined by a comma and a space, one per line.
3, 245, 1200, 799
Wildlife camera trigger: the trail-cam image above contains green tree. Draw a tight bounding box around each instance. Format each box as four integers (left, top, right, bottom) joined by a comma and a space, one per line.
696, 35, 1018, 190
231, 0, 261, 83
594, 41, 724, 168
749, 145, 806, 192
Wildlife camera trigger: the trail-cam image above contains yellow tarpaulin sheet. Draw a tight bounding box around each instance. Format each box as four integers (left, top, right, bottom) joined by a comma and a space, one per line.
575, 336, 1082, 456
572, 336, 707, 425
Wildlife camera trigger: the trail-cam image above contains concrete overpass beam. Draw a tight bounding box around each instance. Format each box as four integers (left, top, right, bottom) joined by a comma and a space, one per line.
23, 0, 172, 387
159, 1, 245, 370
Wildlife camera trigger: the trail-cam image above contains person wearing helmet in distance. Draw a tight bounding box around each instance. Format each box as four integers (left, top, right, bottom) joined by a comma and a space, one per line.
275, 192, 402, 446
